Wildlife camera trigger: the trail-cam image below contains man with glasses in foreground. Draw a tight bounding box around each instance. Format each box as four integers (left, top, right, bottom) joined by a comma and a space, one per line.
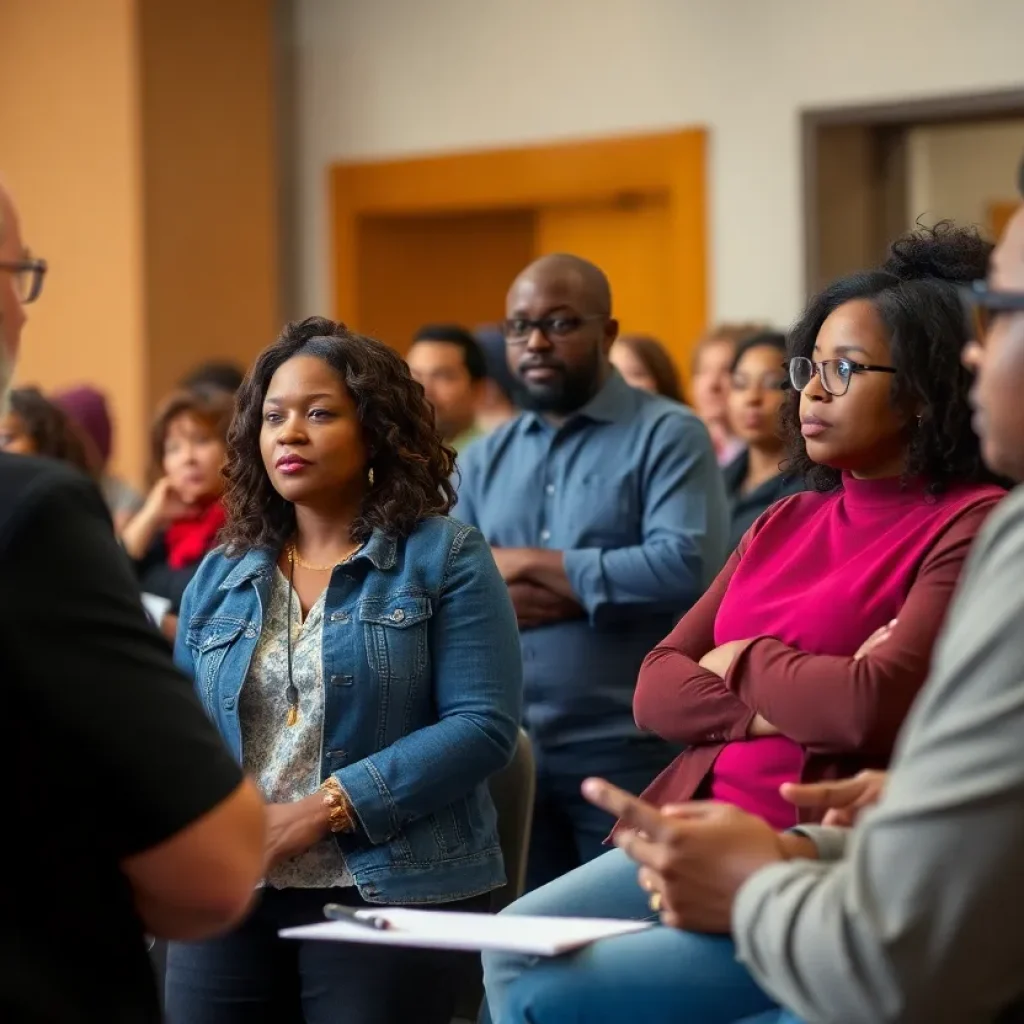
455, 253, 727, 894
0, 181, 266, 1021
498, 199, 1024, 1022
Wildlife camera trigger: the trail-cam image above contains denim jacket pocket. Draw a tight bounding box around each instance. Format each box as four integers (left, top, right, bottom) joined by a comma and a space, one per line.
358, 595, 432, 681
185, 615, 249, 712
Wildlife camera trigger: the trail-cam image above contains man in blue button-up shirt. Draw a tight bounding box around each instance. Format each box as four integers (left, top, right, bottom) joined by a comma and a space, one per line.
456, 254, 728, 891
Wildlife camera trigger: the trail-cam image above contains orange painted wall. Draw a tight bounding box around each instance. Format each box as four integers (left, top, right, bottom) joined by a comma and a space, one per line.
139, 0, 278, 412
0, 0, 146, 482
0, 0, 278, 484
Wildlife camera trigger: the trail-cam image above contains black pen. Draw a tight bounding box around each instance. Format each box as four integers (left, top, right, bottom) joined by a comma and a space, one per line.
323, 903, 392, 931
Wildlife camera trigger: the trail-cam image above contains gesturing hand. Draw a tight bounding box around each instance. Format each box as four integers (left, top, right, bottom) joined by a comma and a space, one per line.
582, 778, 787, 934
781, 770, 888, 827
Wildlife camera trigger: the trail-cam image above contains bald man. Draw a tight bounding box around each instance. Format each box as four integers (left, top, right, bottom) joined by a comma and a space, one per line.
0, 183, 264, 1021
456, 254, 728, 891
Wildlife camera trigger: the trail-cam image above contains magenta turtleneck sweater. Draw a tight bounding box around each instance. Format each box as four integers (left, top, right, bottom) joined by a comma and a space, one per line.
632, 473, 1004, 829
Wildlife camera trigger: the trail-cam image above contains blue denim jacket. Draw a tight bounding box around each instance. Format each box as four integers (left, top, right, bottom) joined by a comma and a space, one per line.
174, 516, 523, 904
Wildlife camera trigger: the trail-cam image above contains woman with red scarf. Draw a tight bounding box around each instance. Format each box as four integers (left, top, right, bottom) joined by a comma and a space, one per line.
122, 388, 232, 641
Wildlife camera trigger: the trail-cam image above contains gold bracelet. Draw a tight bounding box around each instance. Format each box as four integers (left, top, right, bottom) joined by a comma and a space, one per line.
320, 777, 355, 834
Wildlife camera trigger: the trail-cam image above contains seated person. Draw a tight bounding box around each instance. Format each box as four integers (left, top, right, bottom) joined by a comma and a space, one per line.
0, 385, 94, 478
483, 223, 1005, 1021
165, 316, 522, 1024
407, 323, 487, 452
53, 383, 144, 530
722, 332, 806, 550
121, 388, 231, 640
610, 333, 685, 403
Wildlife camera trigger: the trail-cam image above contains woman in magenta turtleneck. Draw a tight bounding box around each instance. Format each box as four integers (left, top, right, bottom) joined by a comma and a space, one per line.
483, 222, 1006, 1023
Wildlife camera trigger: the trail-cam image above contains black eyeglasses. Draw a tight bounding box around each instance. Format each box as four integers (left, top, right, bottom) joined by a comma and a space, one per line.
787, 356, 896, 397
961, 280, 1024, 344
502, 314, 606, 346
0, 256, 48, 304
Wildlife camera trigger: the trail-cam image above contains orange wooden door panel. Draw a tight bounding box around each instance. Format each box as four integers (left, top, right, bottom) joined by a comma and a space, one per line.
535, 193, 676, 357
355, 210, 535, 351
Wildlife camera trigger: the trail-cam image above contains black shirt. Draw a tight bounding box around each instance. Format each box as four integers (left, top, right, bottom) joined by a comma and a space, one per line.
0, 455, 244, 1023
722, 449, 807, 551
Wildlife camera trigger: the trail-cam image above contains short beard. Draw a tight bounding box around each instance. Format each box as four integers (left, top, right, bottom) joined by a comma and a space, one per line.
0, 318, 12, 413
517, 348, 602, 417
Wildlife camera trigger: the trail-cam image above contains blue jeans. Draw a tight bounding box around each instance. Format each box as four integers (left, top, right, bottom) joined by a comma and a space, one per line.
166, 886, 487, 1024
483, 847, 793, 1024
526, 736, 677, 892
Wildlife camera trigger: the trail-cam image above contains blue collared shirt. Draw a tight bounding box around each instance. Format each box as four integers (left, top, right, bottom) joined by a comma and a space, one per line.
455, 372, 728, 746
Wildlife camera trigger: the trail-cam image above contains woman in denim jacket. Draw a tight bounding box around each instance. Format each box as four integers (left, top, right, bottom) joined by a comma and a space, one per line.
165, 317, 523, 1024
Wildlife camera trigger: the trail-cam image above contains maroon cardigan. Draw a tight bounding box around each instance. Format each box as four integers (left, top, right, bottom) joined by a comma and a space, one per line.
630, 493, 1000, 824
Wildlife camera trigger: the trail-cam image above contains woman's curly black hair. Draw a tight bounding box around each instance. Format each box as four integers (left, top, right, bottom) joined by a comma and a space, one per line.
221, 317, 456, 552
781, 222, 998, 494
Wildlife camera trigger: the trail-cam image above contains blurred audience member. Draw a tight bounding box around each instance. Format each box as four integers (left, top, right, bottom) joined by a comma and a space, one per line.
121, 388, 231, 641
692, 322, 766, 465
0, 179, 265, 1024
179, 359, 245, 397
610, 334, 685, 403
457, 254, 727, 893
483, 224, 1004, 1024
0, 386, 94, 477
165, 317, 521, 1024
408, 323, 486, 452
475, 324, 522, 431
53, 384, 143, 530
723, 332, 805, 549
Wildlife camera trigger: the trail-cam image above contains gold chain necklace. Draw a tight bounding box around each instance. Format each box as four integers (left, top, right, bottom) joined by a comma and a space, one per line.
286, 540, 361, 572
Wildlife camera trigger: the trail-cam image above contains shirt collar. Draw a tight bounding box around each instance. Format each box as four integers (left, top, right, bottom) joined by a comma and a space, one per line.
219, 527, 398, 590
519, 370, 636, 434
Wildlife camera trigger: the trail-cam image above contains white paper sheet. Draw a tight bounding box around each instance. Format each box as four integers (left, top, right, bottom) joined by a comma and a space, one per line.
280, 909, 652, 956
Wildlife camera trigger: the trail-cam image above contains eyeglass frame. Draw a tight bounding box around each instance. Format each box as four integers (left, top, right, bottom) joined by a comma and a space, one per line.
960, 280, 1024, 344
0, 256, 48, 304
786, 355, 897, 398
502, 313, 608, 347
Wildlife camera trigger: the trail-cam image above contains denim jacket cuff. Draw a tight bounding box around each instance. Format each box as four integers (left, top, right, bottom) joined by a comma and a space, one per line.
333, 760, 399, 845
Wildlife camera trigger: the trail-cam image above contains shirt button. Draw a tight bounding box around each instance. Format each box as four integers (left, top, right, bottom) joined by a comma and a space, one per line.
540, 529, 551, 543
330, 611, 350, 623
391, 608, 405, 623
545, 483, 555, 496
223, 697, 236, 711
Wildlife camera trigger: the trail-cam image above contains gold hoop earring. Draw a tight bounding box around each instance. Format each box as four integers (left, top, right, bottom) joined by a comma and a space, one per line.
367, 467, 375, 487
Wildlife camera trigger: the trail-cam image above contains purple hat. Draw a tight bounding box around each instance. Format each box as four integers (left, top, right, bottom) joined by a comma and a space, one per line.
52, 385, 113, 465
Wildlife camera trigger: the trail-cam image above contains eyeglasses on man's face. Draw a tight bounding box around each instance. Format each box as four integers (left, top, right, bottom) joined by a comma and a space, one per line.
0, 255, 48, 304
961, 280, 1024, 344
787, 356, 896, 398
502, 314, 606, 346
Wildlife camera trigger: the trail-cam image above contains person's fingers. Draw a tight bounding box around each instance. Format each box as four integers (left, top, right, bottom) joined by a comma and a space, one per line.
657, 802, 723, 822
637, 865, 660, 894
582, 778, 668, 838
822, 807, 856, 827
612, 826, 667, 869
780, 777, 866, 808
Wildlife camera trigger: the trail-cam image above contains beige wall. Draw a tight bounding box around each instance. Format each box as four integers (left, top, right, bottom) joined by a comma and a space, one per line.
1, 0, 278, 484
0, 0, 146, 481
290, 0, 1024, 330
907, 119, 1024, 233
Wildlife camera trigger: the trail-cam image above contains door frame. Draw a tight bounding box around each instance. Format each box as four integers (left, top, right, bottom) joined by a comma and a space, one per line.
803, 87, 1024, 296
329, 129, 707, 351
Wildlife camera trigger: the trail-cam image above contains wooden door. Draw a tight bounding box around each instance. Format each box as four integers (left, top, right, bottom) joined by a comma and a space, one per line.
535, 193, 676, 357
355, 210, 535, 352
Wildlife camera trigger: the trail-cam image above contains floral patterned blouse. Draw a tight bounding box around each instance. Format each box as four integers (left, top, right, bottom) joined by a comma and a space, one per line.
239, 567, 353, 889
